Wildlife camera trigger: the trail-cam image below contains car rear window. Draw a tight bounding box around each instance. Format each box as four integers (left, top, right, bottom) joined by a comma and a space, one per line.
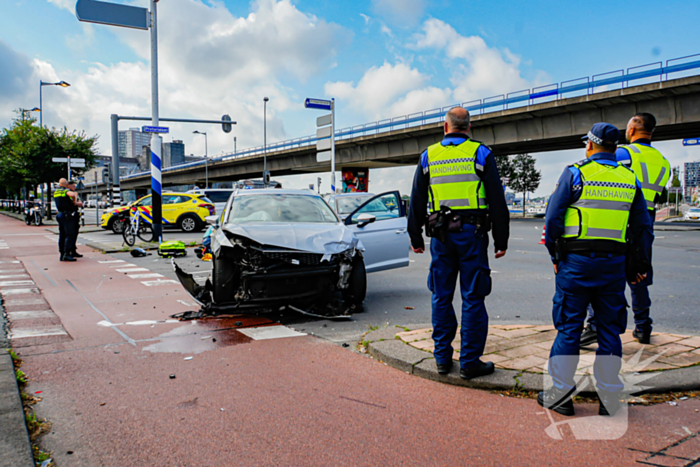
205, 191, 233, 203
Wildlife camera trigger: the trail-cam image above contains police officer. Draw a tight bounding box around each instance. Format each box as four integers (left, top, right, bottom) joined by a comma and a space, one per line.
67, 180, 84, 259
580, 113, 670, 346
408, 107, 509, 380
539, 123, 653, 417
54, 178, 83, 262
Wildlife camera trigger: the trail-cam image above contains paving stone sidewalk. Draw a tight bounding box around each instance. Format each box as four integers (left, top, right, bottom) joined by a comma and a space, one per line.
398, 325, 700, 374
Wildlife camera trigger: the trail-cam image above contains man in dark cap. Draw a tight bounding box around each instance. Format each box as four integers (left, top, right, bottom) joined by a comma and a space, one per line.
538, 123, 653, 417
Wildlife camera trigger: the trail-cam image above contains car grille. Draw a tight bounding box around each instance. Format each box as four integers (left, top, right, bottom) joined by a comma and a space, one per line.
264, 251, 328, 266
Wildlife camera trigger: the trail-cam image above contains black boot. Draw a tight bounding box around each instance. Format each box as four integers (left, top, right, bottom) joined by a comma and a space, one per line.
580, 324, 598, 347
538, 387, 575, 416
436, 361, 452, 375
633, 328, 652, 344
598, 391, 622, 416
71, 250, 84, 258
459, 360, 495, 379
62, 254, 76, 262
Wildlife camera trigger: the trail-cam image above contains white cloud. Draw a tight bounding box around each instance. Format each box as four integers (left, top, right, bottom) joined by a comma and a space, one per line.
1, 0, 350, 159
380, 24, 393, 37
371, 0, 427, 28
360, 13, 371, 24
47, 0, 74, 13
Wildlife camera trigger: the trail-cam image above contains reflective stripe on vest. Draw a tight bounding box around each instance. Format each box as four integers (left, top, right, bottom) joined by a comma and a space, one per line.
54, 188, 69, 198
623, 143, 671, 211
562, 160, 637, 243
427, 140, 487, 212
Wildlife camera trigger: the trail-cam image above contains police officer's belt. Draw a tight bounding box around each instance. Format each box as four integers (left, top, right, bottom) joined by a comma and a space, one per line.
564, 240, 627, 256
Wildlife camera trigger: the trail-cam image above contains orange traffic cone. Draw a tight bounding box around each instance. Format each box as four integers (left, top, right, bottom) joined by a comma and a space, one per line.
539, 225, 546, 245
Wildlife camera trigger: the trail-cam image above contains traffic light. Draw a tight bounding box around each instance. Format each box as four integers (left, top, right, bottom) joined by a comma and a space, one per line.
263, 170, 271, 186
317, 177, 322, 193
102, 166, 111, 184
222, 114, 232, 133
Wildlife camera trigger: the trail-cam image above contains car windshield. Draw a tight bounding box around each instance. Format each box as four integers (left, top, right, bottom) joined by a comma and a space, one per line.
228, 194, 338, 224
335, 195, 372, 214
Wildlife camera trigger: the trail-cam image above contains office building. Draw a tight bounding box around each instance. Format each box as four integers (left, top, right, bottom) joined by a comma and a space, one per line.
163, 140, 186, 167
118, 128, 152, 159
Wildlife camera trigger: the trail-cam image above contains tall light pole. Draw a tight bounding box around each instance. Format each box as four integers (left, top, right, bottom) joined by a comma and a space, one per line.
19, 107, 40, 121
39, 80, 70, 127
193, 131, 208, 188
263, 97, 269, 186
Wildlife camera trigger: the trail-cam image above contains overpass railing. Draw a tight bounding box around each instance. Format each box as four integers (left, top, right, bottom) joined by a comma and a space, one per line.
116, 53, 700, 183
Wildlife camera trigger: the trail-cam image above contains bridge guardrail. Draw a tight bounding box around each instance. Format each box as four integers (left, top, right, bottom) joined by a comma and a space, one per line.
109, 54, 700, 184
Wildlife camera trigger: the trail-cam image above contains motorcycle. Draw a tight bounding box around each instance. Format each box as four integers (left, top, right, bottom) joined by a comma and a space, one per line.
24, 204, 43, 226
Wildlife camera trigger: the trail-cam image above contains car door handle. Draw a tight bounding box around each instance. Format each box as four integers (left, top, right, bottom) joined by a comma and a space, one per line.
395, 229, 407, 234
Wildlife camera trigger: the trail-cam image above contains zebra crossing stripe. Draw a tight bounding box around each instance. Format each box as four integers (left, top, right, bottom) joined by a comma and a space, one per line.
128, 273, 163, 279
10, 326, 68, 339
0, 280, 35, 286
116, 268, 149, 273
2, 288, 40, 295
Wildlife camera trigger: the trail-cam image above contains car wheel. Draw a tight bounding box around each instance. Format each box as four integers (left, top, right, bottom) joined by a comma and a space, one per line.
343, 256, 367, 305
212, 254, 237, 303
179, 214, 201, 233
111, 218, 126, 234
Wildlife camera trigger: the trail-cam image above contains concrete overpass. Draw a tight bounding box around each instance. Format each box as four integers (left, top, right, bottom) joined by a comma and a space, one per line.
83, 74, 700, 193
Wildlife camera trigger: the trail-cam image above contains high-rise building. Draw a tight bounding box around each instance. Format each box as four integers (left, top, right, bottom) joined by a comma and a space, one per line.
684, 161, 700, 200
163, 140, 186, 167
118, 128, 152, 159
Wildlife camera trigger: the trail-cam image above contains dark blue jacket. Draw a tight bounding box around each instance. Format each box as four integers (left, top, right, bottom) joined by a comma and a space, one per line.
407, 133, 510, 251
544, 152, 653, 264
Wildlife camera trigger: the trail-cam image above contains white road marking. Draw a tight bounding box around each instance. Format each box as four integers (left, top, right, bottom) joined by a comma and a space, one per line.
1, 288, 40, 295
177, 300, 197, 306
128, 273, 163, 279
10, 326, 68, 339
99, 260, 125, 264
0, 261, 20, 264
110, 263, 135, 268
237, 325, 307, 341
142, 279, 179, 286
0, 280, 35, 286
0, 270, 25, 274
116, 268, 149, 273
7, 311, 55, 320
0, 274, 30, 279
97, 319, 179, 327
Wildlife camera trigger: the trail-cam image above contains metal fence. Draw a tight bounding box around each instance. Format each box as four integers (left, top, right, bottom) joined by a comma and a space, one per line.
116, 53, 700, 183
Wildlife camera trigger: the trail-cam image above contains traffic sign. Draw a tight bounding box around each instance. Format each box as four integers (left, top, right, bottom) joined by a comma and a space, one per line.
142, 126, 169, 134
683, 138, 700, 146
317, 151, 331, 162
305, 98, 332, 111
222, 114, 232, 133
317, 127, 332, 139
668, 187, 683, 193
52, 157, 69, 163
71, 160, 86, 168
317, 114, 332, 127
317, 138, 332, 151
76, 0, 149, 30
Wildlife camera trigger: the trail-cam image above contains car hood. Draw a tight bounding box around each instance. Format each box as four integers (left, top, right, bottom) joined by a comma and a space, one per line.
219, 222, 363, 254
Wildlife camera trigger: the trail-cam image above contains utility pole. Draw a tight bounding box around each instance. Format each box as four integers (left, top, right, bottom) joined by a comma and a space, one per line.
149, 0, 163, 243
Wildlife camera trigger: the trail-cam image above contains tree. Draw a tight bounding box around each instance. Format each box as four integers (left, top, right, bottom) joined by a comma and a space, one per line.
495, 154, 514, 183
668, 167, 683, 205
508, 153, 541, 217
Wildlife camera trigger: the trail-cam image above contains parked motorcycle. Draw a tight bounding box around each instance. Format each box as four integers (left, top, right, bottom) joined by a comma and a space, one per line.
24, 203, 43, 226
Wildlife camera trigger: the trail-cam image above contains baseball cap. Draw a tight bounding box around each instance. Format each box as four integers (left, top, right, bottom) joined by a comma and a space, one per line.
582, 122, 619, 147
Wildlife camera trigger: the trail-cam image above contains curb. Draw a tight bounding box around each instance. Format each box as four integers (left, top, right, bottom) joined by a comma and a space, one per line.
0, 301, 35, 467
365, 326, 700, 396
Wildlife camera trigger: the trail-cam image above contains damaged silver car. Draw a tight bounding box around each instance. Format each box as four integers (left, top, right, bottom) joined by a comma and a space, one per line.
175, 189, 410, 317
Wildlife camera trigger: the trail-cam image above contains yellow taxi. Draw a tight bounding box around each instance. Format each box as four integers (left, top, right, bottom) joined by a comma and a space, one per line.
100, 193, 215, 234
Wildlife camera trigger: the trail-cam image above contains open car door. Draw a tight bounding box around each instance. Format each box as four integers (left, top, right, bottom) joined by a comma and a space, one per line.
345, 191, 410, 273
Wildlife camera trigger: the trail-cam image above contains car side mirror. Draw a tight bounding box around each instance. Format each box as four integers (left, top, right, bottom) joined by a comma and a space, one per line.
205, 215, 219, 226
357, 213, 376, 228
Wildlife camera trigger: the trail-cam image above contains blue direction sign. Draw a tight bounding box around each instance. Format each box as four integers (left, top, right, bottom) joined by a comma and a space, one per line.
683, 138, 700, 146
304, 98, 332, 111
76, 0, 149, 30
142, 126, 169, 134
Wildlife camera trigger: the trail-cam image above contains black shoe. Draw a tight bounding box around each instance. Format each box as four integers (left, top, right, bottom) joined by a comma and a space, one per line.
598, 392, 622, 416
60, 253, 65, 261
62, 254, 76, 262
580, 325, 598, 347
538, 388, 575, 416
633, 328, 651, 344
71, 251, 84, 258
436, 361, 452, 375
459, 360, 495, 379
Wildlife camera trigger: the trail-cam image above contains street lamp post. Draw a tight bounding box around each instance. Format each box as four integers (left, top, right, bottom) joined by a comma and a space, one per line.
39, 80, 70, 127
19, 107, 40, 121
193, 131, 208, 188
263, 97, 269, 186
234, 136, 237, 155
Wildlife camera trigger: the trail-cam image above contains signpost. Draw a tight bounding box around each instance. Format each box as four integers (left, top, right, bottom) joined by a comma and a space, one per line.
306, 98, 336, 192
52, 157, 85, 179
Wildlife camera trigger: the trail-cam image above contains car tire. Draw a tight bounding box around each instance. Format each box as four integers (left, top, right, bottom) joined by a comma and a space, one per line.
179, 214, 201, 233
343, 256, 367, 305
212, 254, 237, 303
111, 218, 126, 234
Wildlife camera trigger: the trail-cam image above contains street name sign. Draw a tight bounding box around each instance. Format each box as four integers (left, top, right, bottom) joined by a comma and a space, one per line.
305, 98, 332, 111
317, 114, 332, 127
683, 138, 700, 146
76, 0, 149, 30
668, 187, 683, 193
317, 151, 331, 162
52, 157, 69, 163
317, 138, 332, 152
317, 127, 332, 139
142, 126, 170, 134
70, 160, 86, 168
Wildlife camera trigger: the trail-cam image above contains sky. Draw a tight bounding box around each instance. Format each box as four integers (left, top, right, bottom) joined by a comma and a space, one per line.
2, 0, 700, 197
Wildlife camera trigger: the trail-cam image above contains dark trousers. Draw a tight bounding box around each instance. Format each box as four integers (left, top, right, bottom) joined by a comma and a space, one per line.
57, 212, 77, 255
549, 253, 627, 393
429, 226, 492, 368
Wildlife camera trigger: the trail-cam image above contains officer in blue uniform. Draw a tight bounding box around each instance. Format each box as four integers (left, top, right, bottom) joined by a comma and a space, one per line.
539, 123, 653, 416
408, 107, 509, 380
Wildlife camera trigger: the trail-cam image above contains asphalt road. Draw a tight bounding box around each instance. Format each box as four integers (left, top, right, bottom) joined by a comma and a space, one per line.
111, 218, 700, 345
